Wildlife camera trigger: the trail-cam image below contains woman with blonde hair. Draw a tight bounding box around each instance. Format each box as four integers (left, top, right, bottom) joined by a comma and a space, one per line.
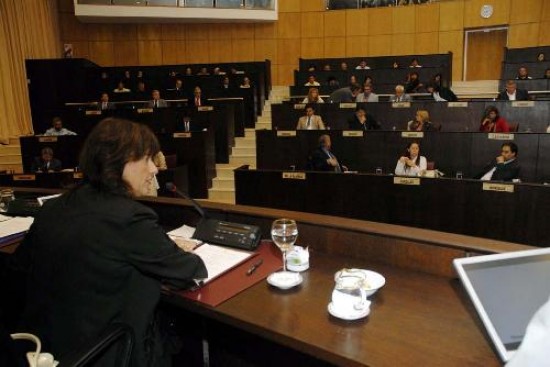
407, 110, 436, 131
302, 87, 325, 103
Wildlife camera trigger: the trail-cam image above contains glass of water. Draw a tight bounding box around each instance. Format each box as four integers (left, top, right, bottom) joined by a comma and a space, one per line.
271, 218, 298, 272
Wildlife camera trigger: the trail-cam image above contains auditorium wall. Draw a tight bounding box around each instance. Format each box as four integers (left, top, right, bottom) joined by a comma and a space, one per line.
58, 0, 550, 85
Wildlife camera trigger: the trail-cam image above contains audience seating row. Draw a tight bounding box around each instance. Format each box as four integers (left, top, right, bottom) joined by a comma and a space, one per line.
255, 130, 550, 183
271, 100, 550, 132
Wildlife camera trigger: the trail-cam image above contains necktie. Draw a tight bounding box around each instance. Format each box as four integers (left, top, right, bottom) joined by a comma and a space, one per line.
154, 100, 157, 108
196, 97, 200, 107
185, 121, 189, 132
102, 102, 106, 110
307, 117, 311, 129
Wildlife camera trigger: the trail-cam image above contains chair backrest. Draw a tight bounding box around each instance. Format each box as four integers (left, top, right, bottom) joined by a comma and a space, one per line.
508, 122, 519, 132
164, 154, 177, 169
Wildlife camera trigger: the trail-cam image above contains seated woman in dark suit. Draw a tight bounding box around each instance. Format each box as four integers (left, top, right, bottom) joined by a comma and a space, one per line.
407, 110, 437, 131
30, 147, 62, 173
479, 106, 510, 133
15, 118, 207, 366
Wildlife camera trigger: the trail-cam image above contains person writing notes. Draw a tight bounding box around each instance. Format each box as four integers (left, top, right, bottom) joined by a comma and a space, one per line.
395, 141, 427, 177
15, 118, 207, 367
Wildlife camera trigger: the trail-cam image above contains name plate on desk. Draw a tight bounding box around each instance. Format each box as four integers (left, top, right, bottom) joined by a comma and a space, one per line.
277, 131, 296, 137
293, 103, 305, 110
448, 102, 468, 108
392, 102, 411, 108
512, 101, 534, 108
13, 174, 36, 181
342, 131, 363, 137
85, 110, 101, 115
394, 177, 420, 186
488, 133, 514, 141
173, 132, 192, 138
282, 172, 306, 180
339, 103, 357, 109
38, 136, 57, 143
73, 172, 83, 179
198, 106, 214, 112
137, 108, 153, 114
401, 132, 424, 138
482, 182, 514, 193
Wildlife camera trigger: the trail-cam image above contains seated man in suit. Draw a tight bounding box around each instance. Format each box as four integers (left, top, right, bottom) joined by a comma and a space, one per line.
390, 85, 412, 102
134, 81, 149, 101
167, 79, 185, 99
30, 147, 62, 173
97, 93, 115, 111
147, 90, 169, 108
189, 86, 208, 107
308, 134, 347, 172
355, 83, 379, 102
497, 80, 529, 101
347, 106, 380, 130
296, 104, 326, 130
44, 117, 76, 136
179, 114, 202, 132
475, 142, 521, 182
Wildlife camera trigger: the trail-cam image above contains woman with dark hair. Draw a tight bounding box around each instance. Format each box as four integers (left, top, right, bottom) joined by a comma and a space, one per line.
479, 106, 510, 132
404, 72, 422, 93
16, 118, 207, 366
394, 141, 427, 177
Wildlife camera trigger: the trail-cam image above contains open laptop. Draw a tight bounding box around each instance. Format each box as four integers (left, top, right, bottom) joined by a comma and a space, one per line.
453, 248, 550, 363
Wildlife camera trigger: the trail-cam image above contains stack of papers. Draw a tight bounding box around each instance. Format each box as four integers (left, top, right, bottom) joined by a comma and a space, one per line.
0, 215, 34, 244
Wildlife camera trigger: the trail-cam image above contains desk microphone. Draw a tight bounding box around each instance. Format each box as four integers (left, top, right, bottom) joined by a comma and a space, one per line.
165, 182, 206, 218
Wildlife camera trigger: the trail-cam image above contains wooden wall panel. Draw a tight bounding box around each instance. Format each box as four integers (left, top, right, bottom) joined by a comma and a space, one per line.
138, 24, 163, 41
161, 40, 182, 65
88, 24, 114, 42
57, 0, 73, 13
415, 32, 439, 55
278, 0, 300, 13
508, 23, 540, 48
301, 12, 324, 38
114, 41, 139, 67
439, 0, 464, 31
509, 0, 542, 24
542, 1, 550, 21
254, 23, 277, 39
392, 6, 416, 35
113, 25, 138, 41
231, 24, 255, 39
185, 40, 209, 64
138, 41, 163, 65
278, 12, 301, 39
391, 33, 415, 56
161, 24, 186, 41
254, 39, 277, 62
301, 38, 324, 59
538, 22, 550, 46
276, 39, 301, 65
232, 39, 255, 62
300, 0, 325, 12
324, 37, 346, 58
186, 24, 209, 41
345, 9, 369, 36
89, 41, 114, 66
277, 65, 295, 85
368, 34, 392, 56
208, 40, 232, 63
59, 13, 88, 41
208, 24, 227, 40
464, 0, 511, 28
69, 41, 90, 59
345, 36, 369, 57
416, 3, 440, 33
439, 31, 463, 59
324, 11, 346, 37
368, 8, 393, 35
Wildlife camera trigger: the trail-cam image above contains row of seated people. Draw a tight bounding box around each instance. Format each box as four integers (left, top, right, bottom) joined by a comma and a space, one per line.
294, 104, 525, 133
305, 57, 425, 72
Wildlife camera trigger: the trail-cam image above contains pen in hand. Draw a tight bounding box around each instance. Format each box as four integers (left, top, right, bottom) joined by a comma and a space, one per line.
246, 259, 263, 276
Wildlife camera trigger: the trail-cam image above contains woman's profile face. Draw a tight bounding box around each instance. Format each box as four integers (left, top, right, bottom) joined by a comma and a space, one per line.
408, 143, 419, 157
122, 156, 158, 196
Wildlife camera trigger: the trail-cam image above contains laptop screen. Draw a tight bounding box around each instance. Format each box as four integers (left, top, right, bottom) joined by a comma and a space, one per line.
454, 248, 550, 362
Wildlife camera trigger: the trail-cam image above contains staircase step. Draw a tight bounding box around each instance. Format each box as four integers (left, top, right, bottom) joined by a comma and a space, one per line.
212, 178, 235, 190
244, 129, 256, 138
232, 146, 256, 155
229, 155, 256, 166
0, 155, 23, 164
207, 188, 235, 204
0, 145, 21, 155
258, 116, 271, 123
255, 122, 272, 130
0, 163, 23, 173
216, 165, 239, 178
235, 137, 255, 147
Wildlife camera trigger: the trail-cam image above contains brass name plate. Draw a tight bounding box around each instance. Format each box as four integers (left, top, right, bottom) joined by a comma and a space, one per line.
137, 108, 153, 114
339, 103, 357, 109
13, 174, 36, 181
488, 133, 514, 140
482, 183, 514, 193
277, 131, 297, 137
392, 102, 411, 108
393, 177, 420, 186
85, 110, 101, 115
73, 172, 83, 179
293, 104, 306, 110
342, 131, 363, 137
173, 132, 191, 138
198, 106, 214, 111
282, 172, 306, 180
448, 102, 468, 108
401, 132, 424, 138
512, 101, 534, 108
38, 136, 57, 143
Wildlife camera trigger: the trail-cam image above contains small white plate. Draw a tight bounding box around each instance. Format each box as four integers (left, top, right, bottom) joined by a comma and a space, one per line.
267, 271, 303, 290
328, 301, 371, 321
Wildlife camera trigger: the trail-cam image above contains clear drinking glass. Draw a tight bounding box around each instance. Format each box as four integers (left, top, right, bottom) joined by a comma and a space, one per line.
271, 218, 298, 272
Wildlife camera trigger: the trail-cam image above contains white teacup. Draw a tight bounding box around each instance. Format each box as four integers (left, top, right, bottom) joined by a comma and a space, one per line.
331, 275, 368, 315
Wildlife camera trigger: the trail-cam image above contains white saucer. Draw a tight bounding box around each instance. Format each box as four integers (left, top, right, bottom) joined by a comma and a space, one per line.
287, 262, 309, 272
328, 302, 371, 320
267, 271, 303, 290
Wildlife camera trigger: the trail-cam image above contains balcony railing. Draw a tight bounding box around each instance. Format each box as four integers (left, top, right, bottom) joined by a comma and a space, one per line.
77, 0, 275, 10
